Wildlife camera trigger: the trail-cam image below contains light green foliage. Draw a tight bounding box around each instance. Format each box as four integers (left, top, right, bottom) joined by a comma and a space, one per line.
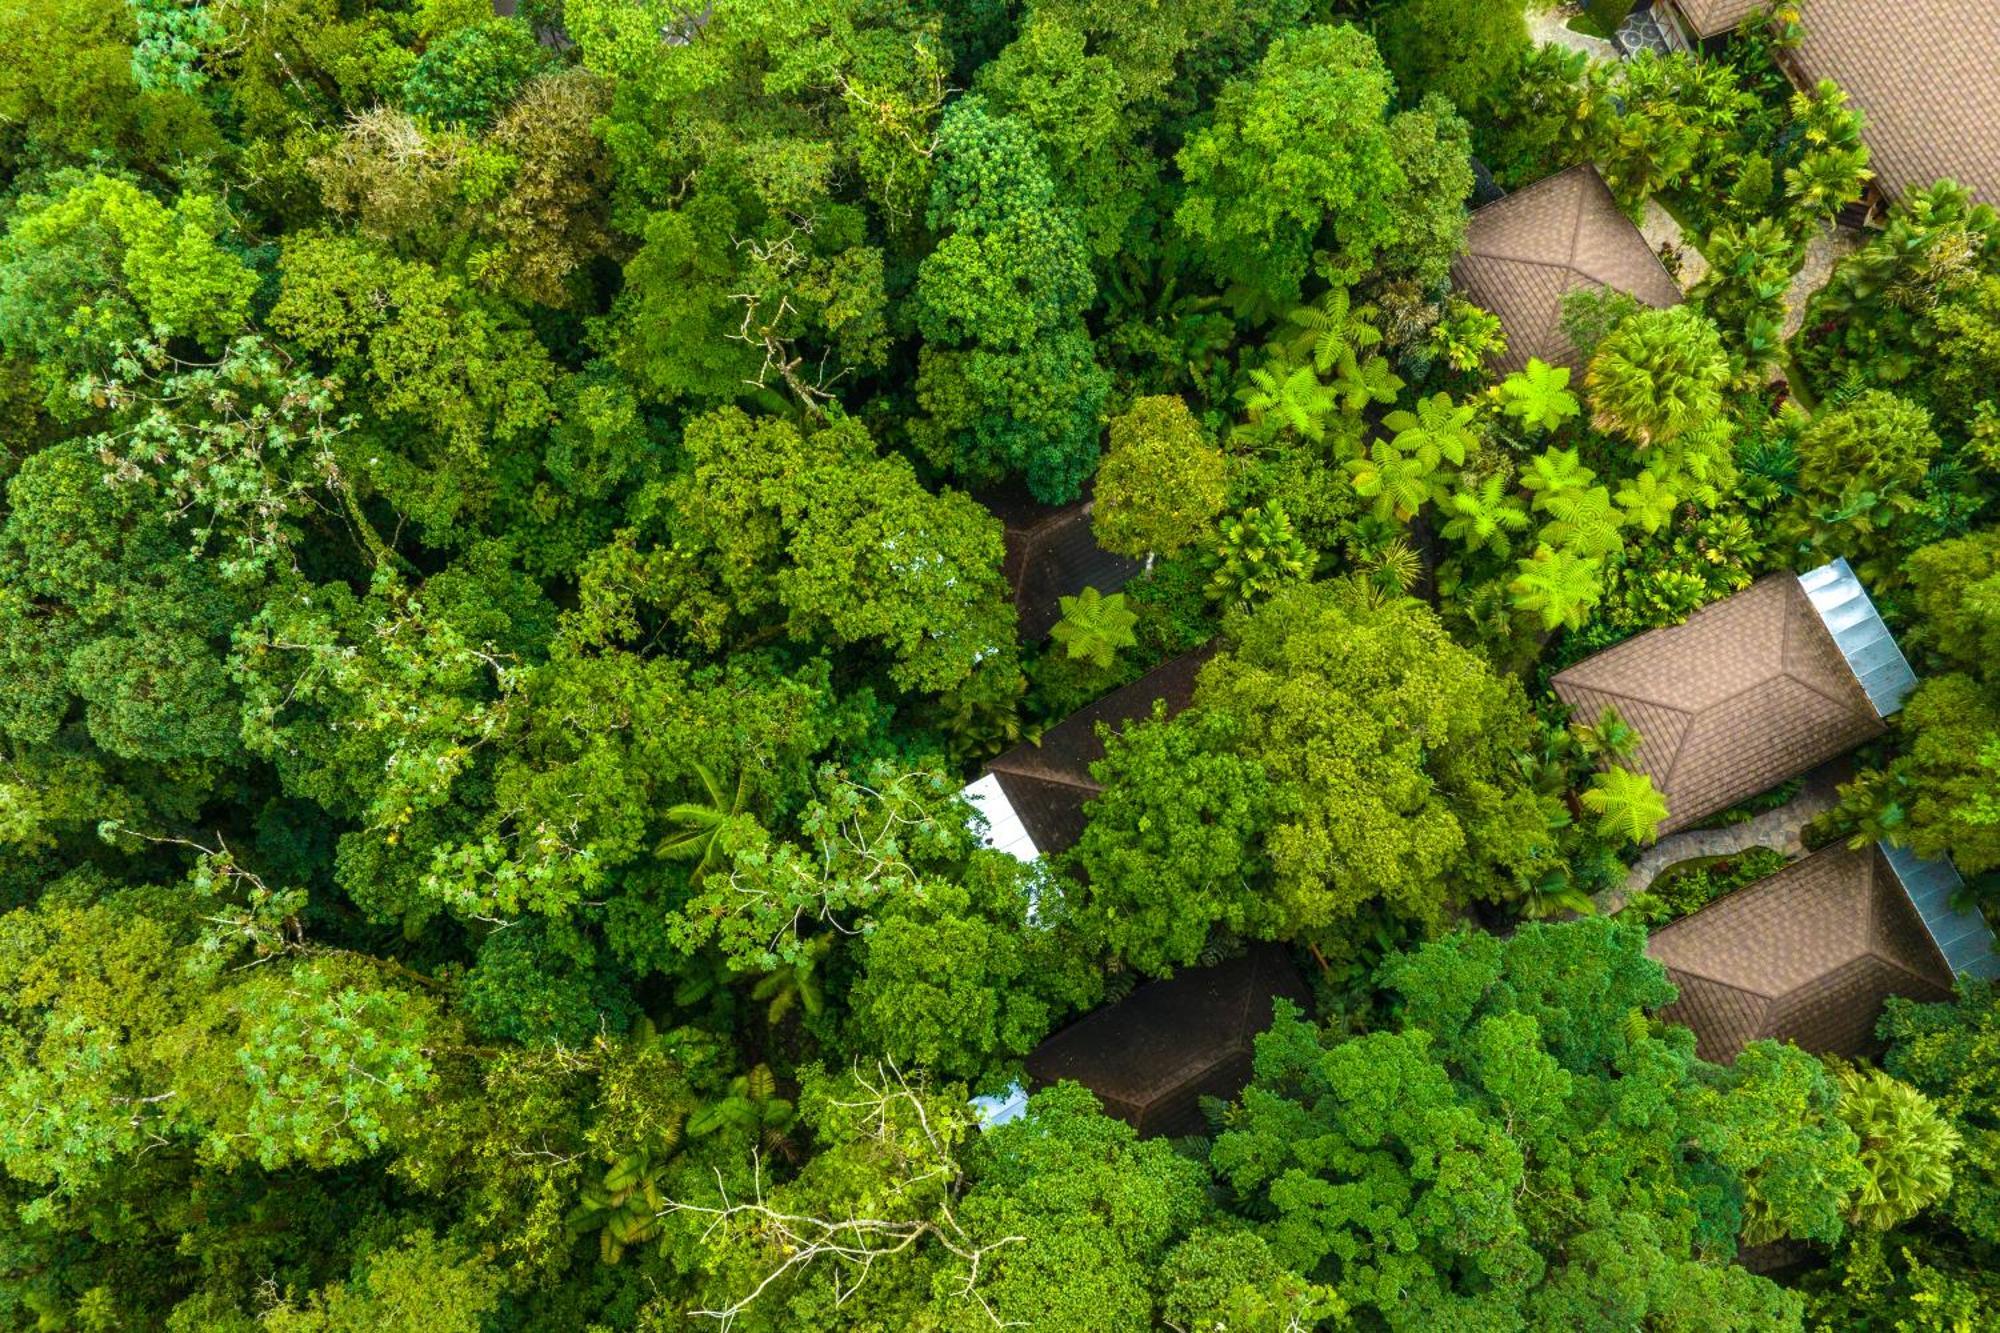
270, 233, 555, 452
1498, 357, 1582, 433
1176, 24, 1405, 306
1697, 1041, 1867, 1247
1050, 586, 1138, 669
1583, 51, 1758, 213
1074, 706, 1281, 973
260, 1230, 502, 1333
1442, 472, 1531, 555
1783, 80, 1873, 225
1783, 390, 1942, 581
1835, 1065, 1961, 1231
1206, 503, 1314, 607
1580, 765, 1669, 846
1510, 546, 1605, 631
1212, 919, 1810, 1329
1696, 217, 1802, 369
0, 173, 256, 388
1586, 306, 1732, 448
1094, 395, 1227, 561
846, 855, 1098, 1081
1187, 581, 1558, 934
649, 408, 1013, 691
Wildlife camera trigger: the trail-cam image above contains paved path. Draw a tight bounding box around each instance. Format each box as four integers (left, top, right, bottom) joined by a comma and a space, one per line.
1529, 5, 1619, 61
1596, 763, 1846, 912
1783, 222, 1865, 340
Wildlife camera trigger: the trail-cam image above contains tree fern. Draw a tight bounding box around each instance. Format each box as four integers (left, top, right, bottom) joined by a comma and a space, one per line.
1580, 766, 1669, 846
1050, 586, 1139, 669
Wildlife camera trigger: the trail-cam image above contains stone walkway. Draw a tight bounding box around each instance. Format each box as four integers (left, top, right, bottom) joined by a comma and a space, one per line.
1529, 4, 1618, 61
1783, 222, 1865, 340
1596, 763, 1847, 912
1641, 199, 1710, 291
1614, 3, 1681, 56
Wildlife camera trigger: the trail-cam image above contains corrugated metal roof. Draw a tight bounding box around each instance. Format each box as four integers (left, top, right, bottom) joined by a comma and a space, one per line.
1879, 843, 2000, 980
1798, 558, 1917, 716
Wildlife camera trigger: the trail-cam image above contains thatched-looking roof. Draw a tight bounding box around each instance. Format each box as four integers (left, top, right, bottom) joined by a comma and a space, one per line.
1451, 165, 1682, 373
1552, 575, 1886, 834
1025, 945, 1310, 1137
1648, 844, 1957, 1062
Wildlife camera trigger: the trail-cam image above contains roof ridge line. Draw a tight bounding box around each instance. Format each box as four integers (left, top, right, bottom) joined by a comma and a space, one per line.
1658, 960, 1779, 1003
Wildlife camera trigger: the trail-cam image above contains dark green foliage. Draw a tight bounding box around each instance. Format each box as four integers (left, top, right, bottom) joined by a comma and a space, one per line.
0, 1, 1992, 1326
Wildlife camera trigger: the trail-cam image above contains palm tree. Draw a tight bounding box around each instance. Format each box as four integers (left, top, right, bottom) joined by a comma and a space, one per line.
1614, 469, 1681, 534
1382, 391, 1478, 467
1538, 484, 1623, 559
1050, 586, 1139, 669
1571, 706, 1641, 763
1441, 474, 1530, 555
1331, 354, 1405, 416
1237, 351, 1338, 444
1835, 1065, 1961, 1231
1285, 285, 1384, 375
1346, 439, 1441, 524
1580, 766, 1670, 846
656, 763, 751, 882
1509, 547, 1604, 631
1497, 358, 1582, 434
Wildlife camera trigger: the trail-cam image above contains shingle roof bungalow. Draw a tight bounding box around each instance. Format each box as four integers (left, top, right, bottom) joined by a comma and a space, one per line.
963, 646, 1214, 861
1552, 560, 1913, 835
1648, 842, 1997, 1063
983, 491, 1141, 642
1451, 164, 1683, 374
1658, 0, 2000, 209
1023, 945, 1310, 1138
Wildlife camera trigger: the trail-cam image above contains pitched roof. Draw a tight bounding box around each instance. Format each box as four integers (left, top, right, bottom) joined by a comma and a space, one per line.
983, 493, 1141, 641
985, 647, 1213, 856
1668, 0, 1765, 38
1786, 0, 2000, 207
1451, 165, 1683, 373
1552, 575, 1884, 834
1648, 844, 1956, 1061
1025, 945, 1311, 1137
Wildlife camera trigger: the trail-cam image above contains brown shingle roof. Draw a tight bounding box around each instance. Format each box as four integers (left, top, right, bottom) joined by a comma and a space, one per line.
1786, 0, 2000, 206
1025, 944, 1310, 1137
1451, 165, 1683, 373
1552, 576, 1883, 834
1648, 844, 1956, 1061
987, 646, 1214, 855
1668, 0, 1764, 38
983, 493, 1141, 641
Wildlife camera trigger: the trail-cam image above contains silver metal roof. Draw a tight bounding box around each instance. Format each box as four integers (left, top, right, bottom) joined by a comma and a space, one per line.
970, 1081, 1030, 1130
1880, 842, 2000, 981
1798, 558, 1918, 716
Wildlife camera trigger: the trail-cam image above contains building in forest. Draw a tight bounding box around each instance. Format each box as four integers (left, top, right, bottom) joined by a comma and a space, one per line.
1019, 944, 1310, 1138
983, 491, 1140, 642
1450, 163, 1683, 373
1647, 841, 1998, 1062
1653, 0, 1999, 211
962, 646, 1213, 862
1552, 560, 1913, 835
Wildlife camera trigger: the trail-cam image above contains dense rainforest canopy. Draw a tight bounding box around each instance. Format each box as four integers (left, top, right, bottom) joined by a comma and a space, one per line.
1, 0, 1997, 1328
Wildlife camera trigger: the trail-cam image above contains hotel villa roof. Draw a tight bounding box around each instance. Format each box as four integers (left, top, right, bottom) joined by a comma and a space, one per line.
1551, 571, 1898, 834
1648, 844, 1960, 1062
1024, 945, 1310, 1138
983, 492, 1141, 642
978, 647, 1212, 858
1451, 164, 1683, 373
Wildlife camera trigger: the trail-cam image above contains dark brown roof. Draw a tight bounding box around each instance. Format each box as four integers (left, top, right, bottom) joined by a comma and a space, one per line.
1785, 0, 2000, 206
1552, 576, 1883, 834
1648, 844, 1956, 1062
1025, 945, 1310, 1137
984, 494, 1141, 641
1667, 0, 1764, 38
986, 646, 1213, 855
1451, 165, 1683, 373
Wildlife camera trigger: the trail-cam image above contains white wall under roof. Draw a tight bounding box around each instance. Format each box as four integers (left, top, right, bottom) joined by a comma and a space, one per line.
960, 773, 1040, 863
